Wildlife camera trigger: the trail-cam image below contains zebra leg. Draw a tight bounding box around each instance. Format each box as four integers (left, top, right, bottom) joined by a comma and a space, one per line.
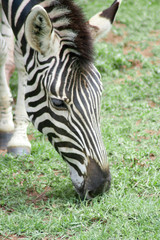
7, 45, 31, 155
0, 33, 14, 149
1, 10, 15, 84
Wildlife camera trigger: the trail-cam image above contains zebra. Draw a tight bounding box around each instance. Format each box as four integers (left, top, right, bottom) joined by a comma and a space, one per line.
0, 0, 121, 199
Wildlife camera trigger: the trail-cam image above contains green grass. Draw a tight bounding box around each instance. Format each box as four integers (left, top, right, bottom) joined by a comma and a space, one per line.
1, 0, 160, 239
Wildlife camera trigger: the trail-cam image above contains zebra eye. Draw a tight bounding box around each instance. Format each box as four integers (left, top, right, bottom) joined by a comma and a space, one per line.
50, 97, 67, 110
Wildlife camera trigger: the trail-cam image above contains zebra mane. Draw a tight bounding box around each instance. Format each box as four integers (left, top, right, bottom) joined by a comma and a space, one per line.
43, 0, 94, 65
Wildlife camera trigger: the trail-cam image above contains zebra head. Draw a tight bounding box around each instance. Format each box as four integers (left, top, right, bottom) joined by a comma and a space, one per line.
23, 0, 121, 199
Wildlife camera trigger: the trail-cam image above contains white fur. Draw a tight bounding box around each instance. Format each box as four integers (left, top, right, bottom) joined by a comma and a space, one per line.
0, 33, 14, 132
7, 45, 31, 149
68, 164, 85, 190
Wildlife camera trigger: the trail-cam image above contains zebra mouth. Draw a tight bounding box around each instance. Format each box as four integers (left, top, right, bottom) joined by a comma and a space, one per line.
77, 182, 109, 200
70, 156, 111, 200
75, 174, 111, 200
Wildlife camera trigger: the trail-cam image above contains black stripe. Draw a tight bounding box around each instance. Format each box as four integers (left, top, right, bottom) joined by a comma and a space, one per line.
55, 141, 82, 152
27, 106, 48, 125
58, 57, 74, 97
37, 119, 81, 145
64, 159, 83, 177
62, 152, 84, 164
1, 0, 9, 20
70, 106, 100, 160
11, 0, 43, 35
26, 67, 48, 87
26, 76, 43, 99
47, 132, 58, 143
44, 2, 56, 13
26, 49, 34, 72
28, 95, 46, 108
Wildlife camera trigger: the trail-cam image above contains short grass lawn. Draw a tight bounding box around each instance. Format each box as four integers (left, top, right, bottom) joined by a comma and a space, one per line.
0, 0, 160, 239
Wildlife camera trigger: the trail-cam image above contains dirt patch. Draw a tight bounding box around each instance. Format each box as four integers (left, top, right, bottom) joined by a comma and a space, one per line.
130, 153, 156, 168
114, 21, 127, 29
152, 59, 160, 65
114, 70, 142, 84
128, 59, 143, 68
130, 158, 149, 168
104, 23, 160, 61
0, 235, 27, 240
136, 119, 142, 126
123, 41, 154, 58
103, 21, 127, 44
147, 100, 156, 108
28, 134, 35, 141
138, 45, 154, 58
132, 129, 160, 145
135, 135, 150, 142
0, 149, 7, 156
27, 186, 52, 203
103, 31, 124, 44
149, 153, 156, 161
123, 40, 160, 58
123, 28, 160, 58
145, 129, 160, 136
114, 78, 125, 84
150, 30, 160, 38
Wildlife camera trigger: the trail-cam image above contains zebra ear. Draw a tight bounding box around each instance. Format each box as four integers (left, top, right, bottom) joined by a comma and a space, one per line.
87, 0, 122, 41
24, 5, 52, 54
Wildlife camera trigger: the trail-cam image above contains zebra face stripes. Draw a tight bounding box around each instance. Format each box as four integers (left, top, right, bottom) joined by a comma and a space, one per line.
25, 56, 111, 199
1, 0, 115, 199
49, 64, 110, 198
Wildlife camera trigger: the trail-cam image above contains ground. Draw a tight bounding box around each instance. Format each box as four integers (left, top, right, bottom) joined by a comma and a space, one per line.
0, 0, 160, 239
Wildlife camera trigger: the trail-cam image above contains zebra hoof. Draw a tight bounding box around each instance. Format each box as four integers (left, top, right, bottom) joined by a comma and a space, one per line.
7, 146, 31, 156
0, 132, 13, 149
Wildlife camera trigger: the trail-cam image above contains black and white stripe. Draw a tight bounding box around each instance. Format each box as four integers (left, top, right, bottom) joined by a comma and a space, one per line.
1, 0, 111, 199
